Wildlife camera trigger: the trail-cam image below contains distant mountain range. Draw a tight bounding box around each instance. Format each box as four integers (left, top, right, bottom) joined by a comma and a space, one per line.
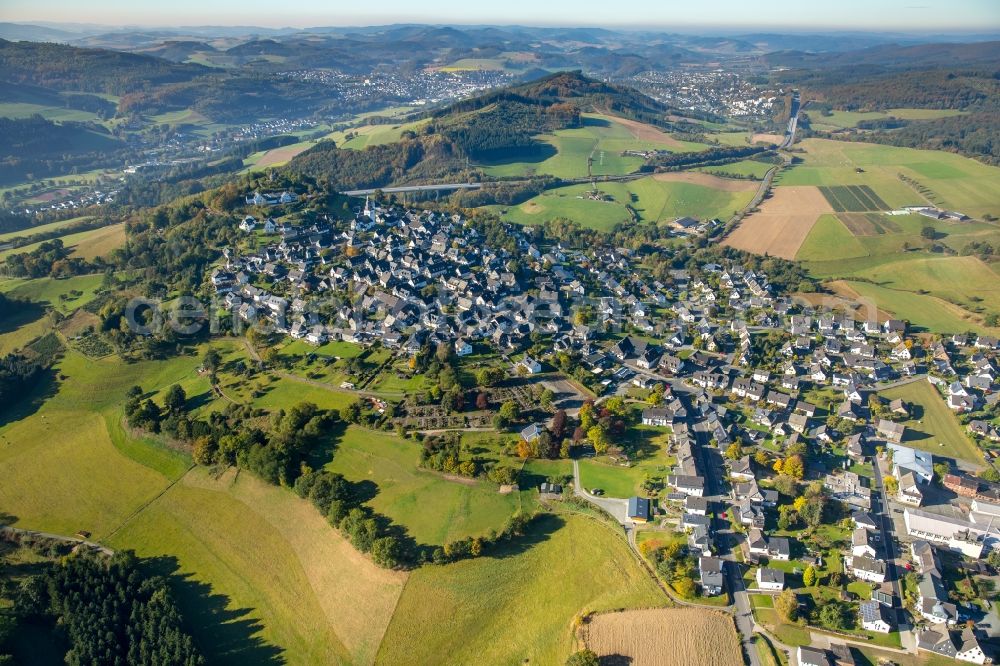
1, 21, 998, 69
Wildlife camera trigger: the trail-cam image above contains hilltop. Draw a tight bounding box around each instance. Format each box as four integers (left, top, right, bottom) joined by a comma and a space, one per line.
287, 71, 701, 192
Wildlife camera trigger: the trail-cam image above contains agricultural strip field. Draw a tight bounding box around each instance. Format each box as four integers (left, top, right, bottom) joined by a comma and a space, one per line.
836, 213, 902, 236
818, 184, 889, 212
880, 379, 982, 465
774, 138, 1000, 219
376, 514, 664, 665
581, 608, 742, 666
723, 185, 834, 259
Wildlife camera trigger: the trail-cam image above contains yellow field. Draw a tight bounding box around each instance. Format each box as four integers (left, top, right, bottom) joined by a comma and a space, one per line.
582, 608, 743, 666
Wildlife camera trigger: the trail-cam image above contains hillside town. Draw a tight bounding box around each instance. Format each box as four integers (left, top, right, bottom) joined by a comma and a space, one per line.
208, 194, 1000, 664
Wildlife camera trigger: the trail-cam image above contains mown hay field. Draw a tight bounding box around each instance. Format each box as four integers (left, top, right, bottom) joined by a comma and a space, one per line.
723, 185, 833, 259
582, 608, 742, 666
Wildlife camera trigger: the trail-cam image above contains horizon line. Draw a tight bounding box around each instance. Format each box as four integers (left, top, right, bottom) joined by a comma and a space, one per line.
6, 20, 1000, 35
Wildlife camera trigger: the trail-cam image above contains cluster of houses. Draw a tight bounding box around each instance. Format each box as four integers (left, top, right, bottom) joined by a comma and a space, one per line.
208, 192, 1000, 660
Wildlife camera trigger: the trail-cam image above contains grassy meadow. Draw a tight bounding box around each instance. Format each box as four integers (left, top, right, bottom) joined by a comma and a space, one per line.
880, 379, 982, 465
808, 107, 966, 131
376, 514, 664, 665
325, 426, 525, 546
0, 223, 125, 262
496, 176, 753, 231
480, 113, 707, 180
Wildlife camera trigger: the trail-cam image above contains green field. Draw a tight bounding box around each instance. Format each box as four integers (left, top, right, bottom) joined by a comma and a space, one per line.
0, 102, 104, 123
0, 215, 94, 243
0, 223, 125, 261
578, 425, 674, 497
795, 215, 869, 262
880, 379, 982, 465
481, 113, 707, 180
810, 107, 966, 130
775, 138, 1000, 219
322, 118, 430, 151
376, 514, 664, 665
838, 281, 998, 335
695, 159, 773, 179
784, 142, 1000, 334
325, 427, 524, 546
0, 273, 106, 313
108, 467, 407, 665
496, 176, 754, 230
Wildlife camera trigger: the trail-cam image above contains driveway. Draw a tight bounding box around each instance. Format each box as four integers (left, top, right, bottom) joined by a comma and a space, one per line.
572, 459, 630, 524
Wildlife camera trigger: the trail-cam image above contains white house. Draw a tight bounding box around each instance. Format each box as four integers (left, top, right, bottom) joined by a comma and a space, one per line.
847, 555, 887, 583
518, 355, 542, 375
859, 600, 892, 633
454, 338, 473, 357
756, 567, 785, 591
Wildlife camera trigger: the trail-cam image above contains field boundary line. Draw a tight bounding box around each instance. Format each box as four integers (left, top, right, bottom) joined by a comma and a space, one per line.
99, 464, 196, 544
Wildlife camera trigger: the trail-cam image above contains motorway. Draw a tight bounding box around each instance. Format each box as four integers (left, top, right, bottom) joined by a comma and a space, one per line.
779, 91, 801, 150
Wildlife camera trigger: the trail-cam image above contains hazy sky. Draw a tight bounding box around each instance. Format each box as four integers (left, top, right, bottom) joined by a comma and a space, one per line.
2, 0, 998, 31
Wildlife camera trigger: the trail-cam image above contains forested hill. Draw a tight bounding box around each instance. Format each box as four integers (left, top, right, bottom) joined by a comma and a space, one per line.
770, 41, 1000, 165
0, 38, 208, 95
288, 71, 701, 189
769, 41, 1000, 111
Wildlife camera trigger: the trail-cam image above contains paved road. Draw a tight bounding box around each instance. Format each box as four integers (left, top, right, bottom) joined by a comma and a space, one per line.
871, 453, 914, 652
726, 560, 765, 666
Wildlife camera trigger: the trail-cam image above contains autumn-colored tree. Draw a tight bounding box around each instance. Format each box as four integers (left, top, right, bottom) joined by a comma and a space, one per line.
516, 438, 534, 459
476, 392, 489, 410
588, 425, 610, 454
725, 442, 742, 460
672, 576, 696, 599
793, 496, 808, 512
775, 588, 798, 621
192, 436, 215, 466
783, 454, 805, 479
754, 450, 769, 466
772, 459, 784, 474
803, 565, 817, 587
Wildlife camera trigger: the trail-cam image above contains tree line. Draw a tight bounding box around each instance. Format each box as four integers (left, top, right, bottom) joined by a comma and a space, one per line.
3, 548, 202, 665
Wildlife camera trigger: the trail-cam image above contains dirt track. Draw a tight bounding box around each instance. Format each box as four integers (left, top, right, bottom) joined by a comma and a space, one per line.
723, 185, 832, 259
